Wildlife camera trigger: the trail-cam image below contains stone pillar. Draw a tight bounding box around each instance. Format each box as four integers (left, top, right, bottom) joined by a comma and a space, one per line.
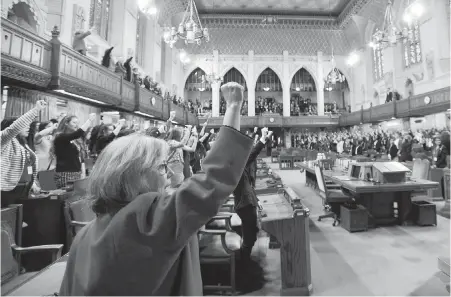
317, 51, 325, 116
282, 50, 290, 117
212, 82, 220, 117
248, 50, 255, 116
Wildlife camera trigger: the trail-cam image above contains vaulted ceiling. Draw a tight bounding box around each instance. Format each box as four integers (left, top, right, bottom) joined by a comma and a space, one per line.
154, 0, 390, 55
194, 0, 350, 17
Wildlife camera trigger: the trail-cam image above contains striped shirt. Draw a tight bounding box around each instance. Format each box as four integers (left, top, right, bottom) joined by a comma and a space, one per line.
1, 108, 39, 191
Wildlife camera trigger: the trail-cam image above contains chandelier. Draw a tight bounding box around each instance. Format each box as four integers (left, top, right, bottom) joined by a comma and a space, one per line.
369, 0, 413, 49
163, 0, 210, 48
325, 49, 345, 85
204, 73, 223, 84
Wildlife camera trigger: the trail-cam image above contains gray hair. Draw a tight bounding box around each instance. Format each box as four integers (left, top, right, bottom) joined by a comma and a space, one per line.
89, 134, 169, 215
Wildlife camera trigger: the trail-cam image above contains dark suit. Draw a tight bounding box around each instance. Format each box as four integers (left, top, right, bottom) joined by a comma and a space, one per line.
351, 144, 363, 156
233, 140, 267, 257
389, 144, 398, 160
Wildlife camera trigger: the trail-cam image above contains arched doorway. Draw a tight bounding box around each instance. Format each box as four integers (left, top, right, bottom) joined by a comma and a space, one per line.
7, 2, 38, 32
324, 69, 349, 114
220, 68, 247, 116
290, 68, 317, 116
255, 68, 283, 116
184, 68, 211, 116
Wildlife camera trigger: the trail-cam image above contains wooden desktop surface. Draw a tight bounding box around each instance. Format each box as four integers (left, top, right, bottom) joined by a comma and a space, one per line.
295, 162, 439, 194
8, 254, 68, 296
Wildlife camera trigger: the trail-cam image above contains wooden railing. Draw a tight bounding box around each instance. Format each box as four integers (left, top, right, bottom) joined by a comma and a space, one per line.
339, 87, 450, 126
1, 19, 198, 126
1, 19, 52, 88
199, 114, 340, 128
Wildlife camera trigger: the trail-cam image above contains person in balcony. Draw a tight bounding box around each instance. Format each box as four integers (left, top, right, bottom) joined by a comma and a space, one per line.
123, 57, 134, 82
59, 82, 252, 296
53, 113, 96, 188
101, 46, 114, 69
1, 100, 47, 207
73, 27, 93, 56
115, 60, 127, 78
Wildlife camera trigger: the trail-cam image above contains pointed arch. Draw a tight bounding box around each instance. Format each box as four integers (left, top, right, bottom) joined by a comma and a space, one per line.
5, 0, 46, 34
183, 65, 209, 89
184, 67, 209, 91
255, 67, 283, 92
290, 68, 317, 92
221, 67, 247, 90
323, 67, 351, 91
289, 65, 318, 91
220, 65, 248, 84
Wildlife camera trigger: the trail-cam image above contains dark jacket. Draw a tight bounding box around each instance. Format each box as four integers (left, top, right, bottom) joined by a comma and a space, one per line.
399, 141, 413, 162
351, 144, 363, 156
233, 140, 266, 210
59, 126, 253, 296
436, 145, 450, 168
389, 144, 398, 160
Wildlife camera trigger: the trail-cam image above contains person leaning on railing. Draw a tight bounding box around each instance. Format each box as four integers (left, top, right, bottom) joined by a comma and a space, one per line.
59, 82, 253, 296
1, 100, 47, 207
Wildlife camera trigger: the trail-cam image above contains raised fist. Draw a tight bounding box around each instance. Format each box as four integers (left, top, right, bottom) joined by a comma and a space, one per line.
220, 82, 244, 107
261, 127, 269, 135
36, 100, 47, 110
268, 131, 274, 138
88, 113, 96, 122
254, 127, 258, 133
118, 119, 126, 126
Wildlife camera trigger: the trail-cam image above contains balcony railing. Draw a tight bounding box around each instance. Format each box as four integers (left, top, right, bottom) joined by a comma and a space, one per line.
339, 87, 450, 126
199, 114, 340, 128
1, 19, 198, 126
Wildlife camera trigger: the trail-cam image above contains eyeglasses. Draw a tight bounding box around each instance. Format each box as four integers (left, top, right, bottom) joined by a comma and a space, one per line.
157, 162, 169, 175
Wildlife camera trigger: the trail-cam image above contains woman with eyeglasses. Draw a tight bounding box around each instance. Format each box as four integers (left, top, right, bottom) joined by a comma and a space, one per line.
59, 82, 252, 296
1, 100, 47, 207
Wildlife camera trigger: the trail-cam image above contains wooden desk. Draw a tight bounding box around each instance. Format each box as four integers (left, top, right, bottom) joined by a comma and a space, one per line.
295, 162, 439, 226
7, 254, 68, 296
17, 191, 78, 270
259, 191, 312, 296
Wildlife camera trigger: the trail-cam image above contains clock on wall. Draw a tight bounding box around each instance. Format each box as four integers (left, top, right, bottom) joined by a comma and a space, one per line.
424, 96, 431, 104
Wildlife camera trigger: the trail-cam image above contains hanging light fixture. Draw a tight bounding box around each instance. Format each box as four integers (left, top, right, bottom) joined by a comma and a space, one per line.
325, 48, 345, 85
163, 0, 210, 48
369, 0, 417, 49
204, 56, 223, 84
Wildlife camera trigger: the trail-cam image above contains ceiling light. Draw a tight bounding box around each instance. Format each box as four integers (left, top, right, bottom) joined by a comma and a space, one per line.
263, 87, 270, 92
295, 87, 300, 91
198, 87, 206, 91
346, 52, 360, 66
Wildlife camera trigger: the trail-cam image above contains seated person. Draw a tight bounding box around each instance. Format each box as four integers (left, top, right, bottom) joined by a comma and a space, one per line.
59, 83, 253, 296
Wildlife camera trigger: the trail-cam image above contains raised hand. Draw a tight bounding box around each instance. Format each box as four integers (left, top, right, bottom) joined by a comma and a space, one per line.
118, 119, 126, 126
170, 111, 176, 120
88, 113, 96, 122
220, 82, 244, 107
36, 100, 47, 110
268, 131, 274, 138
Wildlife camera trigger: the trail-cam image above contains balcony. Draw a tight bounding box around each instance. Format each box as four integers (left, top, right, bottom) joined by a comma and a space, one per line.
199, 114, 340, 128
339, 87, 450, 126
0, 19, 198, 126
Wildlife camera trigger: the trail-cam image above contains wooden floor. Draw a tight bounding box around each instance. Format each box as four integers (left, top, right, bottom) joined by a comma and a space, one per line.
244, 158, 450, 296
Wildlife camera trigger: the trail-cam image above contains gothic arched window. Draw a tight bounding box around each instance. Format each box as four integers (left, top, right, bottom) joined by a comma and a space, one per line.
373, 47, 384, 81
403, 22, 422, 68
89, 0, 111, 40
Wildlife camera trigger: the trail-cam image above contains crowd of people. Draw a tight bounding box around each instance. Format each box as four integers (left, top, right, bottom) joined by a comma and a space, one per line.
291, 128, 450, 168
1, 82, 283, 295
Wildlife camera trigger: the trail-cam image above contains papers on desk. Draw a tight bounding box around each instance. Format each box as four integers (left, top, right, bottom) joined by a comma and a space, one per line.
9, 262, 66, 296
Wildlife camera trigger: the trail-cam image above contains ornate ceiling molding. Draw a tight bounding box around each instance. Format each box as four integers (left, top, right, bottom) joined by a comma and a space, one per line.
201, 15, 339, 30
156, 0, 378, 30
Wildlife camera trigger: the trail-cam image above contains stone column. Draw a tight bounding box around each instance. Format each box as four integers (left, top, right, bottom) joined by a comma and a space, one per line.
212, 82, 220, 117
317, 51, 325, 116
211, 50, 220, 117
247, 50, 255, 116
282, 50, 290, 117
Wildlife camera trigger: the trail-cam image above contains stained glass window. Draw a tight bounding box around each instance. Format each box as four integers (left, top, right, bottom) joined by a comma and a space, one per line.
403, 22, 422, 68
135, 12, 146, 66
89, 0, 110, 40
373, 47, 384, 81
